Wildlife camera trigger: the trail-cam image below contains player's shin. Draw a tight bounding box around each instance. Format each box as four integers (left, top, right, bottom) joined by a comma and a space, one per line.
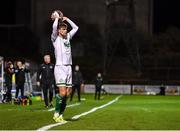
60, 96, 67, 114
54, 94, 62, 116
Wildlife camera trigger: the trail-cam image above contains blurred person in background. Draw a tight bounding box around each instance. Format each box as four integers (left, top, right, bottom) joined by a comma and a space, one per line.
70, 65, 84, 102
15, 60, 29, 99
3, 61, 14, 103
95, 72, 103, 100
37, 55, 55, 108
24, 62, 33, 96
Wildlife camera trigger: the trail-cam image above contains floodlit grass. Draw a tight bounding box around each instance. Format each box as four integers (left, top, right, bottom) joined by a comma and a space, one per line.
0, 94, 180, 130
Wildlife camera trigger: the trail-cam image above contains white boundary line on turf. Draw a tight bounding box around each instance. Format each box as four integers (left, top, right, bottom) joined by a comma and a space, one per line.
37, 95, 122, 131
48, 103, 81, 112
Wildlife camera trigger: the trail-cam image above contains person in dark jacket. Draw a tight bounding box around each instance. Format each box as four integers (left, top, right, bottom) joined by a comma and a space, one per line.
95, 72, 103, 100
70, 65, 84, 102
4, 61, 14, 102
37, 55, 55, 108
15, 60, 29, 99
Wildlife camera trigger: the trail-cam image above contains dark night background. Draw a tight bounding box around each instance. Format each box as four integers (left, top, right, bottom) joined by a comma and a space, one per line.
1, 0, 180, 84
154, 0, 180, 32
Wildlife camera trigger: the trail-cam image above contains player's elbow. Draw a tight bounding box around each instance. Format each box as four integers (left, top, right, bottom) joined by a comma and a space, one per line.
75, 26, 79, 32
72, 27, 78, 35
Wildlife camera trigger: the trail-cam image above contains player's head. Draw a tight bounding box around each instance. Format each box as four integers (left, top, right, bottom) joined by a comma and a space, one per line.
58, 22, 68, 37
44, 55, 51, 64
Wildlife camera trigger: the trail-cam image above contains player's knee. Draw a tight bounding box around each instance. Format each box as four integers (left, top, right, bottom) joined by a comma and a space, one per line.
60, 92, 66, 96
61, 90, 67, 96
59, 87, 66, 96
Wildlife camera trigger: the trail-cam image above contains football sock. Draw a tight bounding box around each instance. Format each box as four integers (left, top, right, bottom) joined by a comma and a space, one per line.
60, 96, 67, 114
55, 94, 62, 113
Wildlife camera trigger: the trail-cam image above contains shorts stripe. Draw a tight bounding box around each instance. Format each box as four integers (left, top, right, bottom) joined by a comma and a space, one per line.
66, 84, 72, 87
56, 83, 66, 87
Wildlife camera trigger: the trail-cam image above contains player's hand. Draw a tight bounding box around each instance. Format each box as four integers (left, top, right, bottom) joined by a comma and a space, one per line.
51, 11, 60, 20
62, 17, 68, 21
37, 81, 40, 87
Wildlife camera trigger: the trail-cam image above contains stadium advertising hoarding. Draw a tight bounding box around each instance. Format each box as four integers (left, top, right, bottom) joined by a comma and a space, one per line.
133, 85, 160, 95
133, 85, 180, 95
84, 84, 180, 95
166, 86, 180, 96
84, 84, 131, 94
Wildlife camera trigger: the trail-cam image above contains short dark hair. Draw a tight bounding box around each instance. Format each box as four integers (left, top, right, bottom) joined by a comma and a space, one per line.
58, 22, 68, 30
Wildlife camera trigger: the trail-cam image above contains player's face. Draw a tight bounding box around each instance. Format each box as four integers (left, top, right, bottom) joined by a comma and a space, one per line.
58, 27, 67, 37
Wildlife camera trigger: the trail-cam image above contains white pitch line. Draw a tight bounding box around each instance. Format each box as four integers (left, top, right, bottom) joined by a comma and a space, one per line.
48, 103, 81, 112
67, 103, 81, 108
37, 121, 68, 131
72, 95, 121, 120
37, 95, 122, 131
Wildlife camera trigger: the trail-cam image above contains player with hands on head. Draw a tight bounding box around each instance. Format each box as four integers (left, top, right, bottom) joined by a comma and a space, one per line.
51, 10, 79, 123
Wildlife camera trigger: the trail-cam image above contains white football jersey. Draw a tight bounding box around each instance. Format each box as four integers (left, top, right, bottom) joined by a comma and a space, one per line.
51, 18, 78, 65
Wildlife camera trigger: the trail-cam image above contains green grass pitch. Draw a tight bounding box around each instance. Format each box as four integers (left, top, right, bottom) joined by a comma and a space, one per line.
0, 94, 180, 130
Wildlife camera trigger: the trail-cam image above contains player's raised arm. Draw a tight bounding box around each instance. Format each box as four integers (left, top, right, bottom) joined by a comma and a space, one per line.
51, 11, 59, 42
63, 17, 79, 39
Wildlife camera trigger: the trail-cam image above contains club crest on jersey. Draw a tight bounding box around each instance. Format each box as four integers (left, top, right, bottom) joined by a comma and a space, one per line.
64, 41, 70, 48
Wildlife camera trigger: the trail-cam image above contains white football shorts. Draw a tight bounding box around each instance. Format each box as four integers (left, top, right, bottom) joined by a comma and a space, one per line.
54, 65, 72, 87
